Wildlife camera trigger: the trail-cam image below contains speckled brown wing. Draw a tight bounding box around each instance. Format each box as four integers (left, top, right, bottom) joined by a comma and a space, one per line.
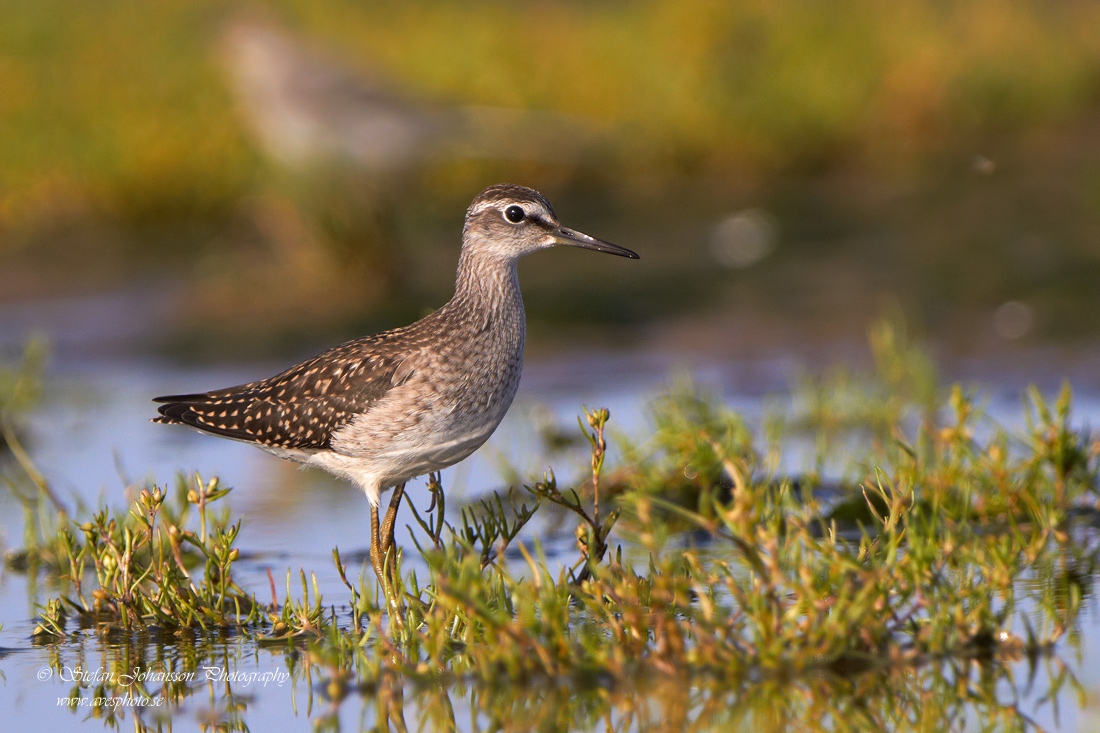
152, 337, 410, 451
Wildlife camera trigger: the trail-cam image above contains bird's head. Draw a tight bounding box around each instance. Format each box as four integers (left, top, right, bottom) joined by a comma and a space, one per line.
461, 184, 639, 262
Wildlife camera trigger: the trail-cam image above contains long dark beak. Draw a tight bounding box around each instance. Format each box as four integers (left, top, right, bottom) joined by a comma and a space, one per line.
553, 226, 639, 259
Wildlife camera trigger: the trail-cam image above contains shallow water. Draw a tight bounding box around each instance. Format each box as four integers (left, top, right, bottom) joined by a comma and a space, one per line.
2, 343, 1100, 731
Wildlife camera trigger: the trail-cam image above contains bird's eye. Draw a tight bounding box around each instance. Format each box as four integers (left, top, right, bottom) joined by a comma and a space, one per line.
504, 205, 525, 223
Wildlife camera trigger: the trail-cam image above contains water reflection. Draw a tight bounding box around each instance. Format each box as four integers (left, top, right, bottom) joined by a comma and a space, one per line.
25, 627, 1088, 732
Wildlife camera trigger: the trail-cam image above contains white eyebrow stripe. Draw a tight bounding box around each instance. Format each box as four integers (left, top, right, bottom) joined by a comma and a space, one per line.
468, 200, 502, 216
469, 199, 548, 220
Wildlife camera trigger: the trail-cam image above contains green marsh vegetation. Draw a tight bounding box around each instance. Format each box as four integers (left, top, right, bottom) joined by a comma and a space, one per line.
3, 323, 1098, 730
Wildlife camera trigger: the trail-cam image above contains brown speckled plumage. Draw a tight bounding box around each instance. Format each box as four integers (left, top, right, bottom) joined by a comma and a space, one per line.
153, 337, 408, 450
153, 184, 638, 508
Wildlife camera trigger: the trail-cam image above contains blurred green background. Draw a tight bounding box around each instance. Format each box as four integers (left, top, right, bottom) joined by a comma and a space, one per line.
3, 0, 1100, 366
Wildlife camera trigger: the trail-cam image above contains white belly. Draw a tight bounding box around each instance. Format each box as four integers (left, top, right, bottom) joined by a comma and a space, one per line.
312, 378, 517, 504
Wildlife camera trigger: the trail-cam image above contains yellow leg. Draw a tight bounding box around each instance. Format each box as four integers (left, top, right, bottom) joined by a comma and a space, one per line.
380, 482, 406, 562
369, 503, 387, 597
369, 483, 407, 620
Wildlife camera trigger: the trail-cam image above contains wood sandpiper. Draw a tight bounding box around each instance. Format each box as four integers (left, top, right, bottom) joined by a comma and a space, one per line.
152, 184, 638, 604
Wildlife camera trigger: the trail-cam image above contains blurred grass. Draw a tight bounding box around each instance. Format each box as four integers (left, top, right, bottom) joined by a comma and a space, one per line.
6, 0, 1100, 225
294, 0, 1100, 171
0, 0, 255, 234
3, 0, 1100, 351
